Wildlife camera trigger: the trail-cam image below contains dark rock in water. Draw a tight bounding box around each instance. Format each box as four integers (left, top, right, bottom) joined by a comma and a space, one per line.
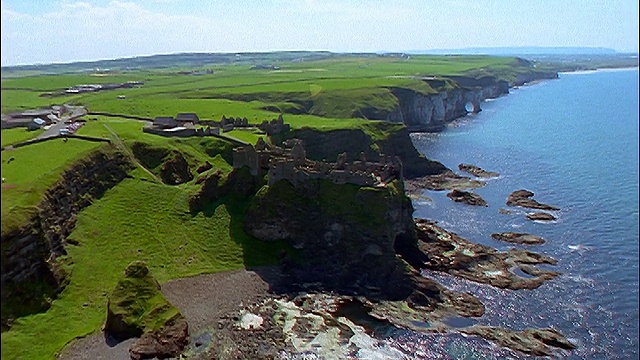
507, 189, 559, 210
491, 232, 545, 245
526, 212, 557, 221
461, 326, 576, 356
446, 189, 488, 206
405, 170, 486, 192
458, 163, 499, 178
498, 208, 513, 215
105, 261, 189, 359
414, 219, 559, 290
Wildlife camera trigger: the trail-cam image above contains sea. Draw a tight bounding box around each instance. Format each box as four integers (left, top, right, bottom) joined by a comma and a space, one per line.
378, 68, 639, 359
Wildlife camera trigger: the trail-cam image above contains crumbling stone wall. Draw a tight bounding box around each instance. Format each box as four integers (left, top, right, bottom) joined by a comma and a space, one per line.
232, 139, 402, 187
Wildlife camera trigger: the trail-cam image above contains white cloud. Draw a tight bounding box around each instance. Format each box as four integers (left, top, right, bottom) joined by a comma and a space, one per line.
1, 1, 232, 65
2, 0, 637, 66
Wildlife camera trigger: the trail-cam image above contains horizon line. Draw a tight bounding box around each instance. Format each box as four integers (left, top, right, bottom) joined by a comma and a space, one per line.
3, 47, 639, 69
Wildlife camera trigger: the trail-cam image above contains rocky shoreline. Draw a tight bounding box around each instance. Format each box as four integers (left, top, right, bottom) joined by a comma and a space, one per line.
60, 157, 573, 359
152, 218, 572, 359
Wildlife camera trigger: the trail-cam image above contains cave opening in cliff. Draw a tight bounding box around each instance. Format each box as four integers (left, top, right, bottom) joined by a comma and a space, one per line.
393, 232, 428, 269
464, 101, 476, 113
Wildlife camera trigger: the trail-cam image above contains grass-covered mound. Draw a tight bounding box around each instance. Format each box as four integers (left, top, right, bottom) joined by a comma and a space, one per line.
105, 260, 182, 339
105, 261, 189, 359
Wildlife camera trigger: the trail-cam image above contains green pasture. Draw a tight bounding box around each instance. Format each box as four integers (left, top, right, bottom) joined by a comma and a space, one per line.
2, 55, 526, 121
1, 128, 44, 147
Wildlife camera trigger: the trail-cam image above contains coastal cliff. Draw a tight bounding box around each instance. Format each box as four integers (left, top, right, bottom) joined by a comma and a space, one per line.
386, 71, 558, 132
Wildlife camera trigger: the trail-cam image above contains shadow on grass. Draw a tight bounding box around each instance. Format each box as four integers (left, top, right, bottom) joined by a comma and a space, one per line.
1, 279, 57, 332
192, 193, 294, 294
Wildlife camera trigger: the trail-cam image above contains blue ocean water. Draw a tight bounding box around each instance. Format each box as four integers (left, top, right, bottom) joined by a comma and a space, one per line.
391, 68, 639, 359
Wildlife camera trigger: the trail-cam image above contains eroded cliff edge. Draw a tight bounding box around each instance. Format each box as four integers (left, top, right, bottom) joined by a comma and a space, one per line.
1, 148, 134, 329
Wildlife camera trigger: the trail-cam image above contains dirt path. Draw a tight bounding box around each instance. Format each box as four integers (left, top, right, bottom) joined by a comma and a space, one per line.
102, 123, 162, 183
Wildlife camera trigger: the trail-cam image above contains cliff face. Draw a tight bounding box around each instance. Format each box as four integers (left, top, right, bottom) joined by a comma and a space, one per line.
274, 127, 448, 179
1, 149, 133, 324
244, 179, 417, 297
386, 72, 557, 132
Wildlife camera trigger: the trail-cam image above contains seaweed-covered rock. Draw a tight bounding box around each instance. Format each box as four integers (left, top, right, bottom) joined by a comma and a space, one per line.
526, 212, 557, 221
461, 326, 575, 356
507, 189, 559, 211
105, 261, 189, 358
446, 189, 488, 206
491, 232, 545, 245
414, 219, 559, 290
458, 164, 499, 178
404, 170, 486, 192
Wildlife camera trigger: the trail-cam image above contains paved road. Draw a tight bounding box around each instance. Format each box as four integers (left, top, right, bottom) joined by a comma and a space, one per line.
36, 106, 87, 140
37, 121, 67, 139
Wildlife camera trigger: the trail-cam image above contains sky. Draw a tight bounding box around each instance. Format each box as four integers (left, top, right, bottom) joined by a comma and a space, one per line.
1, 0, 638, 66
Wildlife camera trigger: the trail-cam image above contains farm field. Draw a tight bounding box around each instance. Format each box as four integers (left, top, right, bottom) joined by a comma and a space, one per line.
1, 54, 530, 122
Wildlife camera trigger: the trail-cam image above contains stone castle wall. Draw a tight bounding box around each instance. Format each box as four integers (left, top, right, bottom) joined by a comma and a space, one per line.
233, 138, 402, 187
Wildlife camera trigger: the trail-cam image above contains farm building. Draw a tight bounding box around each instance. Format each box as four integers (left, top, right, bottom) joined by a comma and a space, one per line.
153, 117, 178, 129
175, 113, 200, 124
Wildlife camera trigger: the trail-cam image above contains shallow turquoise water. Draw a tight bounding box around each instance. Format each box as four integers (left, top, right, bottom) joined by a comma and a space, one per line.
396, 68, 638, 359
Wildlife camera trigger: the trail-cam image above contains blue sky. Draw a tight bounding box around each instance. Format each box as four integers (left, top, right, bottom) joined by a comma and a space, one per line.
1, 0, 638, 66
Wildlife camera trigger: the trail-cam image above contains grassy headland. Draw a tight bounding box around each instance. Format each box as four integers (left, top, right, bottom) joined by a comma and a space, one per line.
1, 52, 554, 359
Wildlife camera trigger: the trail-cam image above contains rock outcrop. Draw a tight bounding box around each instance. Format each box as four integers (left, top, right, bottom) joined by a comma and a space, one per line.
446, 189, 488, 206
527, 212, 557, 222
506, 189, 560, 210
159, 151, 193, 185
458, 163, 499, 178
244, 178, 417, 298
491, 232, 545, 245
105, 261, 189, 359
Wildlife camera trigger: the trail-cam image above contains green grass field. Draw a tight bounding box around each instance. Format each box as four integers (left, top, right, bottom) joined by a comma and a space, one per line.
1, 53, 542, 359
1, 128, 44, 147
2, 55, 531, 123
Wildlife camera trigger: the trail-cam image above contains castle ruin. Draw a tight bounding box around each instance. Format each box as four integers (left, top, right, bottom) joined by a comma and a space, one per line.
233, 137, 403, 187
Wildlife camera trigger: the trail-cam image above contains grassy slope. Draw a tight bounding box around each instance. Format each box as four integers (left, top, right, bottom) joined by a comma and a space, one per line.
1, 117, 288, 359
1, 177, 286, 359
